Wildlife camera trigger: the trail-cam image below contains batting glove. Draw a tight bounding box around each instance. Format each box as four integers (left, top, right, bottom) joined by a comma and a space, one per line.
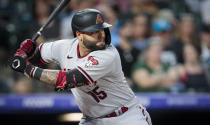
9, 56, 35, 75
14, 49, 28, 59
19, 39, 36, 57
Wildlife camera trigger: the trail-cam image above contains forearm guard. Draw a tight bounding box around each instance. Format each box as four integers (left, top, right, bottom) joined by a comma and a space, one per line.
55, 68, 90, 91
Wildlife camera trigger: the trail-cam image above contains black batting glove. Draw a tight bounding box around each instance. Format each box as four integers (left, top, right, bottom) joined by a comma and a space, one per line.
9, 56, 28, 73
9, 56, 43, 80
9, 56, 35, 75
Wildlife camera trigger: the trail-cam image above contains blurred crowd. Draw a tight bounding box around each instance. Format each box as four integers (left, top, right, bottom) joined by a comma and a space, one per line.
0, 0, 210, 94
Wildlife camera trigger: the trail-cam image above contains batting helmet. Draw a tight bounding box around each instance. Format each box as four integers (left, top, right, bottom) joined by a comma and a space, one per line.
71, 9, 112, 45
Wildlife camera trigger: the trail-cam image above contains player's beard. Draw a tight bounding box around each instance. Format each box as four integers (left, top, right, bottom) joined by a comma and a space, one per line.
83, 37, 106, 51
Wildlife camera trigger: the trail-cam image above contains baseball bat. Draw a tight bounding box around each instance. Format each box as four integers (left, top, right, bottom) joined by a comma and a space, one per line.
32, 0, 71, 43
8, 0, 70, 72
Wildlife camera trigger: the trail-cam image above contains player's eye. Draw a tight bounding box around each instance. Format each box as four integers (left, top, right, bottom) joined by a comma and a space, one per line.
83, 31, 101, 36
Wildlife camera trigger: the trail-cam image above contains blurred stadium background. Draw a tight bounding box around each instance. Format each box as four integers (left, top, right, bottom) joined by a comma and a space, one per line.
0, 0, 210, 125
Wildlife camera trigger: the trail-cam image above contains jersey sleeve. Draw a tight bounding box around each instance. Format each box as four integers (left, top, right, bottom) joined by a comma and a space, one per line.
40, 39, 76, 64
76, 52, 115, 84
39, 42, 58, 64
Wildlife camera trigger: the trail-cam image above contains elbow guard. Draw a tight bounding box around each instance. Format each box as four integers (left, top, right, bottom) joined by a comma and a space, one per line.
55, 68, 90, 91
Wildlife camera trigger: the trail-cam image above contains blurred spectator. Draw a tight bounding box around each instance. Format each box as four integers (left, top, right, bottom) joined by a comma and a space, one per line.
116, 19, 140, 86
0, 0, 14, 92
131, 38, 176, 92
200, 24, 210, 69
0, 66, 13, 93
200, 0, 210, 25
116, 0, 130, 13
12, 77, 33, 95
154, 0, 172, 9
60, 0, 76, 39
31, 0, 60, 43
155, 9, 177, 28
97, 2, 121, 46
128, 0, 158, 16
0, 0, 14, 62
0, 26, 10, 65
0, 80, 10, 93
132, 13, 150, 51
152, 19, 177, 66
174, 43, 210, 92
172, 14, 198, 64
60, 0, 96, 39
184, 0, 200, 13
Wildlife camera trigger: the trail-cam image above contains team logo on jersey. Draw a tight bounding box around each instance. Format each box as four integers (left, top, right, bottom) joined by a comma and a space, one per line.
85, 56, 98, 67
96, 14, 103, 24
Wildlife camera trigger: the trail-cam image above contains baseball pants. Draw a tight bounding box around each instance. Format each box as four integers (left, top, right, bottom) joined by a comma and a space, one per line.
79, 98, 152, 125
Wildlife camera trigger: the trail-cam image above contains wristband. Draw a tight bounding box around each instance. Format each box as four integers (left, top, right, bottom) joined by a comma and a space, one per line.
25, 64, 43, 80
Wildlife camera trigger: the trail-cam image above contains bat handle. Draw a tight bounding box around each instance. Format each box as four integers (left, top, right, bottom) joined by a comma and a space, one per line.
29, 31, 41, 59
32, 33, 40, 42
32, 30, 42, 44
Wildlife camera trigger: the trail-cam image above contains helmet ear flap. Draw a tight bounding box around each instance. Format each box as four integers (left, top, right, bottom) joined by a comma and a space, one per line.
104, 28, 111, 45
72, 22, 77, 37
73, 31, 76, 37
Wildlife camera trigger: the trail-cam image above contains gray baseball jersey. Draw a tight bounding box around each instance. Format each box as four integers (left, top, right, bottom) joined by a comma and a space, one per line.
40, 38, 135, 118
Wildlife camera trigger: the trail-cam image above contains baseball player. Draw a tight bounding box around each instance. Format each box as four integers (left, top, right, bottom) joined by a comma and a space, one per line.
9, 9, 152, 125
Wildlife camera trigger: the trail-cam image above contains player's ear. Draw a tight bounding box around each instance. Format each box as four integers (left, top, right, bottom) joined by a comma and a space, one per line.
76, 31, 81, 37
76, 31, 84, 42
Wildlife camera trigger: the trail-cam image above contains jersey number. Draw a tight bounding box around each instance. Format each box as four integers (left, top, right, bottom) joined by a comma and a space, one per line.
88, 86, 107, 103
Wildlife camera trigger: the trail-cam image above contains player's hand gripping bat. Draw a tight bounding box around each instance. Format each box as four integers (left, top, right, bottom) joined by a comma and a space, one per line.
9, 0, 71, 70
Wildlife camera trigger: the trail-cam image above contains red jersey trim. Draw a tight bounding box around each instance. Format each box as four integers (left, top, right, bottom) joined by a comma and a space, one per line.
39, 43, 49, 65
77, 66, 94, 83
